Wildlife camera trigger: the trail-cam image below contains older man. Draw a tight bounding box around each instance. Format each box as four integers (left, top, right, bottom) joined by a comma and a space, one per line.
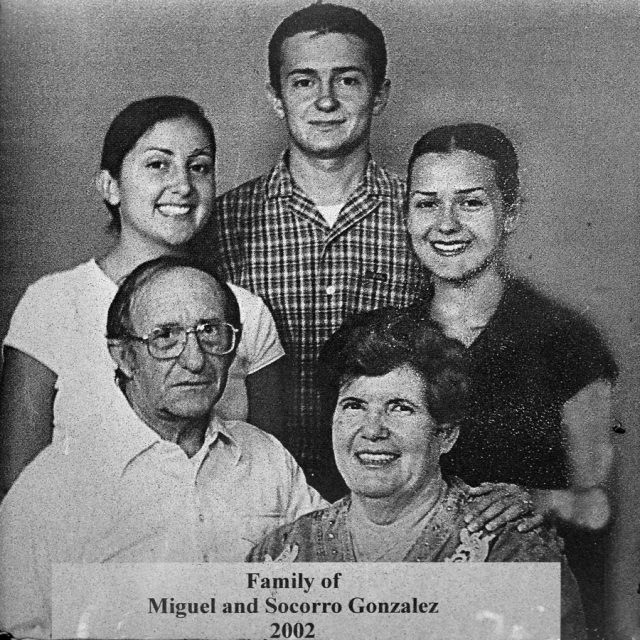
0, 257, 324, 638
192, 3, 425, 499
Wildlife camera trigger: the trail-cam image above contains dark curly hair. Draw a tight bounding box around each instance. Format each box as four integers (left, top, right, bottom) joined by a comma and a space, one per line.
318, 306, 470, 425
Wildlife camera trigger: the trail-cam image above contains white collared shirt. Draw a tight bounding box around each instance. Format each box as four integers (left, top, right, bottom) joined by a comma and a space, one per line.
0, 390, 325, 638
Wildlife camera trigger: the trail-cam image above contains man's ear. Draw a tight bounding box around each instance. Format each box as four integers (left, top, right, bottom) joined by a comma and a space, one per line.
437, 423, 460, 455
107, 339, 136, 379
372, 78, 391, 116
96, 169, 121, 206
266, 83, 286, 121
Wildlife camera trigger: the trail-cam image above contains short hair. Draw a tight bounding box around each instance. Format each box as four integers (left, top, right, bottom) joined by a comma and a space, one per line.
268, 3, 387, 97
107, 256, 240, 353
100, 96, 216, 231
318, 306, 470, 425
408, 123, 520, 212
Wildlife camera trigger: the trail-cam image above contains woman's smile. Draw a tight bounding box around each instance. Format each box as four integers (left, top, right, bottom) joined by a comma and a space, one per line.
355, 450, 401, 467
429, 239, 471, 257
155, 203, 195, 217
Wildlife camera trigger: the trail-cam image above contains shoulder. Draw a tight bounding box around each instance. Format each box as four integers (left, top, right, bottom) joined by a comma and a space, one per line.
15, 260, 99, 304
502, 279, 594, 332
498, 279, 613, 351
489, 521, 565, 562
5, 261, 108, 355
221, 419, 292, 460
505, 279, 616, 373
369, 160, 406, 201
216, 174, 270, 209
247, 502, 341, 562
444, 479, 565, 562
227, 283, 269, 317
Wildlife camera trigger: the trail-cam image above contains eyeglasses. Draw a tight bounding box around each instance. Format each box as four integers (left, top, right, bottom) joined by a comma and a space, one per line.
126, 321, 239, 360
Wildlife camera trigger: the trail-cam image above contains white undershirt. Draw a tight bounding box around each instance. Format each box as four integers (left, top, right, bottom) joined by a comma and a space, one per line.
316, 203, 343, 227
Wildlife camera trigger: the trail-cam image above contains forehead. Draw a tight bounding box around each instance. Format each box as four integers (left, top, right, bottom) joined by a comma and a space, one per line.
280, 31, 372, 74
130, 268, 227, 330
340, 366, 426, 401
410, 151, 498, 191
130, 116, 212, 155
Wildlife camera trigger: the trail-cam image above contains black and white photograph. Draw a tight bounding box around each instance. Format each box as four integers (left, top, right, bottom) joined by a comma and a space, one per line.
0, 0, 638, 638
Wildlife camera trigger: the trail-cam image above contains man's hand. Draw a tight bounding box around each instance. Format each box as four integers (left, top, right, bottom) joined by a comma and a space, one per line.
464, 482, 544, 533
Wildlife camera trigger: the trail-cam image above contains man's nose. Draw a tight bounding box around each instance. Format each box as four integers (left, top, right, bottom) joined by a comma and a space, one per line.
178, 331, 206, 372
314, 79, 339, 112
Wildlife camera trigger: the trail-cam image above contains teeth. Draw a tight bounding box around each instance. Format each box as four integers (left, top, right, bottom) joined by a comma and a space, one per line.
432, 241, 468, 253
357, 452, 398, 465
157, 204, 191, 217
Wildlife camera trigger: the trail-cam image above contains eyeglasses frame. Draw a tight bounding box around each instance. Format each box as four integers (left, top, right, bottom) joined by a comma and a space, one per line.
123, 320, 239, 360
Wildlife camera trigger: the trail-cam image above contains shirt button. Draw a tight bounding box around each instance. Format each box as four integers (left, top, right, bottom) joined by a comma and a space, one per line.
199, 513, 205, 522
203, 553, 209, 562
326, 285, 336, 296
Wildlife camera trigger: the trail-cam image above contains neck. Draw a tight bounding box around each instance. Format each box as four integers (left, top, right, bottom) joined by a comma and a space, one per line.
99, 234, 184, 284
288, 144, 369, 206
125, 387, 209, 458
351, 474, 445, 525
430, 268, 505, 346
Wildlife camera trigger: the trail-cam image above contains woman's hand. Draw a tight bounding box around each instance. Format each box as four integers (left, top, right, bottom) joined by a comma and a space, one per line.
464, 482, 544, 533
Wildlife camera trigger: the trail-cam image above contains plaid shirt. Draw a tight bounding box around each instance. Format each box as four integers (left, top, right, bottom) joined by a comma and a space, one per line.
202, 152, 425, 492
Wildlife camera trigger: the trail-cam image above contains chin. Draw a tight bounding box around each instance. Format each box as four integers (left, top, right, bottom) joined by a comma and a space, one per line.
168, 399, 215, 420
352, 484, 398, 500
163, 230, 199, 247
345, 473, 398, 499
298, 137, 362, 160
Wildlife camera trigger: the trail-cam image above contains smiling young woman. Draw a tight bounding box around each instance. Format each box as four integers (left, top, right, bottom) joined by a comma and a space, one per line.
406, 122, 618, 636
0, 96, 287, 497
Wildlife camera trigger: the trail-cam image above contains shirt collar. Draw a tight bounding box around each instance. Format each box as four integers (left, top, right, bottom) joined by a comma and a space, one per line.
75, 390, 241, 476
265, 150, 393, 201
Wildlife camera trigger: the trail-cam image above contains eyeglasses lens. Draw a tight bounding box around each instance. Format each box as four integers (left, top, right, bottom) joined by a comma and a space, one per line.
148, 323, 234, 359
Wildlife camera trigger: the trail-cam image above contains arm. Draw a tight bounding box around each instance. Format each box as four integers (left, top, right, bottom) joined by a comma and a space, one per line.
533, 378, 613, 528
0, 481, 52, 637
0, 347, 56, 497
465, 379, 614, 532
246, 356, 288, 440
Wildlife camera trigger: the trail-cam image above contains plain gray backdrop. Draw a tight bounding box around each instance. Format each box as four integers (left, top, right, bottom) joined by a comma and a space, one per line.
1, 0, 638, 627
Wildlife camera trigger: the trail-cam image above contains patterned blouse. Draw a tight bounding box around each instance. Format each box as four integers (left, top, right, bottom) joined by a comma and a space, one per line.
247, 476, 586, 639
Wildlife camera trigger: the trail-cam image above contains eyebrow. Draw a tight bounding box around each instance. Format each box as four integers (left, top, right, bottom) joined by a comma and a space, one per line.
287, 65, 367, 77
411, 187, 486, 197
387, 397, 418, 406
338, 395, 365, 403
144, 146, 213, 158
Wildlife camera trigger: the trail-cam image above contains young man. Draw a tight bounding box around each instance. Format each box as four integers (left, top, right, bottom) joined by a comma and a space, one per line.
196, 4, 424, 499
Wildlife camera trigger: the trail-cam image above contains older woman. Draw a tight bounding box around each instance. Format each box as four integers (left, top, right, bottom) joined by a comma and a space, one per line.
0, 96, 286, 495
404, 123, 617, 635
248, 307, 586, 638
